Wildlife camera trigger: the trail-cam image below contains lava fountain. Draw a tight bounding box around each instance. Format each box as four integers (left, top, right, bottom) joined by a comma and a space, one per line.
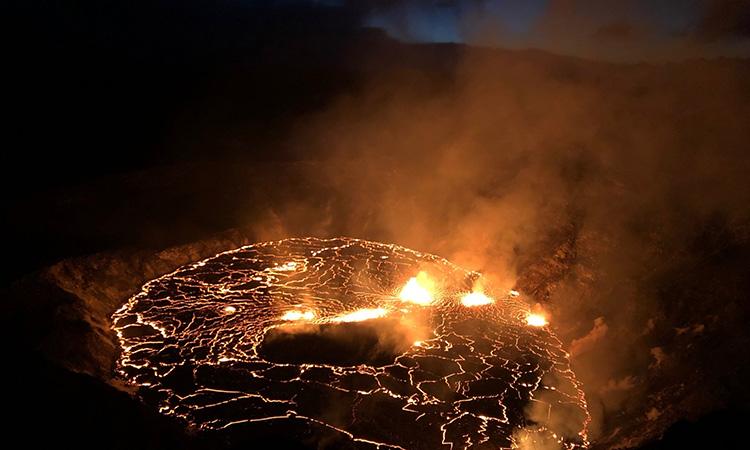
112, 237, 589, 449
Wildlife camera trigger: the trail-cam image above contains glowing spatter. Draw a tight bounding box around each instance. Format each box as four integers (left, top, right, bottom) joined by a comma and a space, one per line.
399, 271, 436, 305
112, 237, 589, 449
526, 313, 548, 327
461, 291, 494, 307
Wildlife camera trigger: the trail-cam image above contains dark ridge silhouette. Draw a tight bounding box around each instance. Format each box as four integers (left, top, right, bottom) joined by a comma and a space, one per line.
259, 318, 412, 367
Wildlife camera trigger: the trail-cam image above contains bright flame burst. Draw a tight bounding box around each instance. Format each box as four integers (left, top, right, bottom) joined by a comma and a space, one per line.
330, 308, 388, 323
281, 310, 316, 321
460, 291, 494, 307
398, 271, 435, 305
526, 313, 548, 327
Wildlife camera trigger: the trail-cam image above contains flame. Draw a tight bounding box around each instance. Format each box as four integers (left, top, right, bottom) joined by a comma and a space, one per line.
223, 305, 237, 314
398, 271, 435, 305
330, 308, 387, 323
281, 310, 316, 321
461, 291, 494, 307
526, 313, 548, 327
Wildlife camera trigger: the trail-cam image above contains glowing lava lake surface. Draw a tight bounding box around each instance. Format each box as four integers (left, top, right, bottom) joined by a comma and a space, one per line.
113, 237, 589, 449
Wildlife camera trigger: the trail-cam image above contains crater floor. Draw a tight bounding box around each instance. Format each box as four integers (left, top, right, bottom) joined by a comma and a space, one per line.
112, 237, 589, 449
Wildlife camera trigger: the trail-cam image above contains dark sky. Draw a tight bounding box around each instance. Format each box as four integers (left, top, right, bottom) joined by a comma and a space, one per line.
11, 1, 750, 61
353, 0, 750, 61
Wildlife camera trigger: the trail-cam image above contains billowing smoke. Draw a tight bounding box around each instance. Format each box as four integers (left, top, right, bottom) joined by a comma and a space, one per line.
247, 39, 750, 446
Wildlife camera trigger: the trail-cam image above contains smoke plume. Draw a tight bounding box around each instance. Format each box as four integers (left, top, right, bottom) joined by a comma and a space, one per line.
250, 40, 750, 446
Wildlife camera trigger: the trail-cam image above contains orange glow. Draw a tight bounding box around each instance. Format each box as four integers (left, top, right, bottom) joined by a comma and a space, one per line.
330, 308, 387, 323
398, 271, 435, 305
281, 310, 315, 321
113, 237, 590, 447
461, 291, 494, 307
526, 313, 548, 327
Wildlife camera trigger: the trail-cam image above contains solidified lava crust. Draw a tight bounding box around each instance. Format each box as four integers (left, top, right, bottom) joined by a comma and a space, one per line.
112, 237, 589, 449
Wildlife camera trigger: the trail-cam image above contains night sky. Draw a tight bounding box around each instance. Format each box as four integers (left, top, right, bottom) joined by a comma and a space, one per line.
355, 0, 750, 60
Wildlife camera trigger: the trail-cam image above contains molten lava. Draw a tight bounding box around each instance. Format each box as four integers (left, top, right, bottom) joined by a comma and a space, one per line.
330, 307, 388, 323
112, 237, 588, 450
460, 291, 494, 307
526, 312, 548, 327
398, 271, 435, 305
281, 310, 315, 321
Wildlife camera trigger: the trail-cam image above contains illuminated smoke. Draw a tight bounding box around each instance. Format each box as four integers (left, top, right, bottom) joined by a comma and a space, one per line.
253, 20, 750, 446
512, 427, 563, 450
